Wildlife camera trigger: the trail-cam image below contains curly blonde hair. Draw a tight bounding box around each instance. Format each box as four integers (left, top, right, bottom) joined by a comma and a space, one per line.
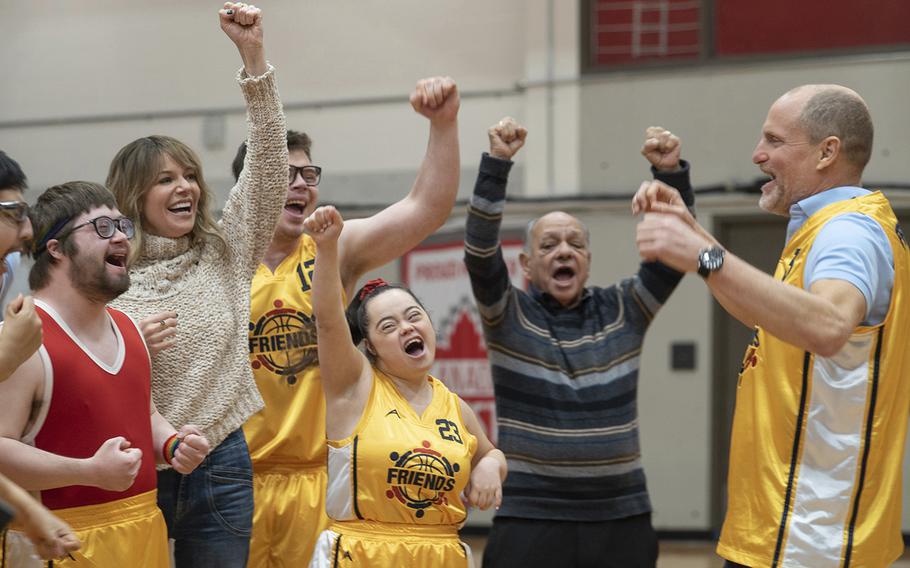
106, 135, 227, 264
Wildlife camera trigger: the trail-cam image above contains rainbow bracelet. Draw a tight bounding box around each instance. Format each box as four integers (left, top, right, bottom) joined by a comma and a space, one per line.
163, 433, 181, 465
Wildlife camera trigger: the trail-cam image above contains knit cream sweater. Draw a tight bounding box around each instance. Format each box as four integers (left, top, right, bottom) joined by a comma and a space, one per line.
112, 66, 288, 449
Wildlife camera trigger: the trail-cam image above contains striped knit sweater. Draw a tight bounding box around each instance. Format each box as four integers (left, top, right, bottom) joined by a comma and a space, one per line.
463, 153, 694, 521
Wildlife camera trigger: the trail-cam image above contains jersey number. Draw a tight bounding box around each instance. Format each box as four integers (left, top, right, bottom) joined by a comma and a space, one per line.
436, 419, 463, 445
296, 259, 316, 292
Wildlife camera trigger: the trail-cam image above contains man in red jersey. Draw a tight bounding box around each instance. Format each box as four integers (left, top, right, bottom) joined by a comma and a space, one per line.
0, 181, 210, 567
0, 150, 81, 562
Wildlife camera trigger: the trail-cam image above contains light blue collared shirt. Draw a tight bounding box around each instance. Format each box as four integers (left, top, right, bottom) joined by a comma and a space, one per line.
0, 252, 19, 304
786, 187, 893, 326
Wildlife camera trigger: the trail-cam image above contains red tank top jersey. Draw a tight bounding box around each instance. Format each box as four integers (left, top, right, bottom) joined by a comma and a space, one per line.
32, 303, 157, 510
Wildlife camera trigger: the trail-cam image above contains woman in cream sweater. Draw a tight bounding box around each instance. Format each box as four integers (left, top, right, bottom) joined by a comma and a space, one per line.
106, 3, 287, 566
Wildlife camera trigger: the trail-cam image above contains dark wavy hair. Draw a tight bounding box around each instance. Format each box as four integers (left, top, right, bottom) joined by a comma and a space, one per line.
345, 279, 430, 363
232, 129, 312, 182
0, 150, 27, 192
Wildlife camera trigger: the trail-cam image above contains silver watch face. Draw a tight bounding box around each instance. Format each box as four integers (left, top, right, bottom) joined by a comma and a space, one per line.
706, 251, 719, 270
699, 247, 724, 273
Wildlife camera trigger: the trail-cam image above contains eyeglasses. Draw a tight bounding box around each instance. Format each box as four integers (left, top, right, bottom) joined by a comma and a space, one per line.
0, 201, 29, 224
67, 216, 135, 240
288, 165, 322, 186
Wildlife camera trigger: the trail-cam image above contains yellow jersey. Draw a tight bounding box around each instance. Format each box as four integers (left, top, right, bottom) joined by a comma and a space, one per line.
718, 192, 910, 568
244, 235, 327, 469
325, 369, 477, 526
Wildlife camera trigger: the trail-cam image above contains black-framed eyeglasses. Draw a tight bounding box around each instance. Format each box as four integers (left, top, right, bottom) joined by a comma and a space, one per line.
67, 216, 135, 240
288, 165, 322, 186
0, 201, 29, 224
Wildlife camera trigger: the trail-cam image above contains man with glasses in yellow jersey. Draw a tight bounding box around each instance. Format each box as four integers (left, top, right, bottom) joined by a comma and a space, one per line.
230, 76, 461, 566
0, 181, 210, 567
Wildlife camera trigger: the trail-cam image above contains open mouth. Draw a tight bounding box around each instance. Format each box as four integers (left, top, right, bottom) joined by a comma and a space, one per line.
105, 253, 127, 268
404, 337, 425, 357
168, 201, 193, 215
553, 266, 575, 282
284, 199, 307, 215
758, 169, 776, 190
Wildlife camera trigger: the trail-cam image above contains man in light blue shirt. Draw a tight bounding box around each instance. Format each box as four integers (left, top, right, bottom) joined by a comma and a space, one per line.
635, 84, 910, 567
791, 187, 894, 327
0, 252, 21, 311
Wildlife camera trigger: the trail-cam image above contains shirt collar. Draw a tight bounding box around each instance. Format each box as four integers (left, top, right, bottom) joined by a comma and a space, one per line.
786, 186, 870, 241
529, 283, 591, 311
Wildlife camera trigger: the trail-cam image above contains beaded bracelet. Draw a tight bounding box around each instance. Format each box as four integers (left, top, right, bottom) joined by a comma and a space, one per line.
163, 433, 181, 465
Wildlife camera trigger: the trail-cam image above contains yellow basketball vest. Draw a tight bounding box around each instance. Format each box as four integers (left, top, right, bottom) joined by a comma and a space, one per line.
244, 235, 329, 468
327, 370, 477, 526
718, 192, 910, 568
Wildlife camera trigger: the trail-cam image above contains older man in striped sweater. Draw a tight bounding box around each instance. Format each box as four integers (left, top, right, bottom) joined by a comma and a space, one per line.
464, 118, 694, 568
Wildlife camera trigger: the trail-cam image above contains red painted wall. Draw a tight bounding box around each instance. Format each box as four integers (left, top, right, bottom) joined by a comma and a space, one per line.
715, 0, 910, 55
589, 0, 910, 69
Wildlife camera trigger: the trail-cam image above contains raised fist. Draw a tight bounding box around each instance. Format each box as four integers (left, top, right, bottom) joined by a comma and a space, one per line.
219, 2, 267, 76
219, 2, 263, 50
641, 126, 681, 172
488, 117, 527, 161
303, 206, 344, 245
410, 77, 460, 126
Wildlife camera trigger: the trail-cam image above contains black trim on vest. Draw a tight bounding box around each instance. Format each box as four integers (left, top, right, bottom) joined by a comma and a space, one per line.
771, 350, 812, 567
352, 435, 364, 520
332, 534, 343, 567
843, 326, 884, 568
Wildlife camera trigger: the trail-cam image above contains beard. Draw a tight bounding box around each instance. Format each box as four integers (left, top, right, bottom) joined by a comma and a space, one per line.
67, 244, 130, 304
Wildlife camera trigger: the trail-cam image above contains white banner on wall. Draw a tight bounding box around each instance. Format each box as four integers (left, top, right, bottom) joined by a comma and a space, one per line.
402, 233, 525, 444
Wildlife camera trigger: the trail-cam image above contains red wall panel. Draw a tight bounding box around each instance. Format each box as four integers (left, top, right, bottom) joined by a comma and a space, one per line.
592, 0, 701, 66
715, 0, 910, 55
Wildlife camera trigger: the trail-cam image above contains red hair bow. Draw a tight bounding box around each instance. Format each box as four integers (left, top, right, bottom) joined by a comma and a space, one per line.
359, 278, 389, 301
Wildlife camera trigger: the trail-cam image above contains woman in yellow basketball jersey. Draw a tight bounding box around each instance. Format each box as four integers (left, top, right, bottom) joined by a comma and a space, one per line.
303, 205, 506, 567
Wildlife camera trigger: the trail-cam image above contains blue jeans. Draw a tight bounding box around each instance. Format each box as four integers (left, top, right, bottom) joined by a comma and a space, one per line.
157, 428, 254, 567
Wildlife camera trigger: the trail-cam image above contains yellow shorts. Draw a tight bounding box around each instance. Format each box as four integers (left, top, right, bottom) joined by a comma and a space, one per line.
308, 521, 473, 568
2, 490, 167, 568
249, 466, 329, 568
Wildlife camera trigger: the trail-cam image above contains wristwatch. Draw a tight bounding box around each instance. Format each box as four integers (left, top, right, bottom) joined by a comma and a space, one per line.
697, 246, 725, 278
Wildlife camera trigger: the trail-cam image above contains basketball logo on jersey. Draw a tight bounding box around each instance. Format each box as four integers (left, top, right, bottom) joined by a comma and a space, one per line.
249, 299, 318, 385
385, 440, 460, 518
